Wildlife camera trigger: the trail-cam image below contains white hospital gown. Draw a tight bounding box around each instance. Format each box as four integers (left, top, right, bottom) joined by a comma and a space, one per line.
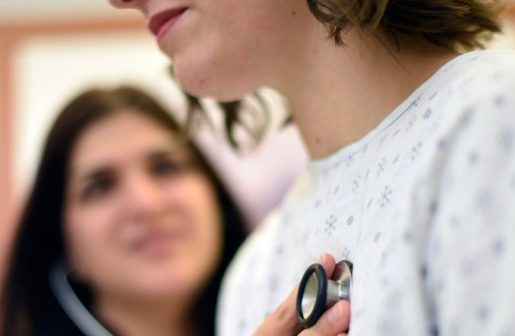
217, 50, 515, 336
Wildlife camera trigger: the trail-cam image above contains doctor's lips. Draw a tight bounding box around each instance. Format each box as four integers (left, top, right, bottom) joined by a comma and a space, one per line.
129, 229, 184, 256
148, 7, 188, 42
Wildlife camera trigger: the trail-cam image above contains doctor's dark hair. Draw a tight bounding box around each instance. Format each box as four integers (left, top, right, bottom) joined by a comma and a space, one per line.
306, 0, 502, 49
1, 86, 246, 336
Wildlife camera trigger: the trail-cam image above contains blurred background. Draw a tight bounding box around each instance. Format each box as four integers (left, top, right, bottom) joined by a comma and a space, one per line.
0, 0, 514, 282
0, 0, 309, 281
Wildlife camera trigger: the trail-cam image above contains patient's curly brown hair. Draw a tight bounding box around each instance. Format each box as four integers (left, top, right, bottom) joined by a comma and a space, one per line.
306, 0, 503, 50
189, 1, 504, 149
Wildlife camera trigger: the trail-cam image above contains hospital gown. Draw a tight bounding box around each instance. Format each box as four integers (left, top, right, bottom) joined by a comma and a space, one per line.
218, 50, 515, 336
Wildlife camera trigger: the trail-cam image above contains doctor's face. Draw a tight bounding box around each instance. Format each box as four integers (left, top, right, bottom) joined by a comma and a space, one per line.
109, 0, 317, 100
64, 111, 222, 302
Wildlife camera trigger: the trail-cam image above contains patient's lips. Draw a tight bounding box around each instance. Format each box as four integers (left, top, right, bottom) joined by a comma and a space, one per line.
148, 7, 188, 45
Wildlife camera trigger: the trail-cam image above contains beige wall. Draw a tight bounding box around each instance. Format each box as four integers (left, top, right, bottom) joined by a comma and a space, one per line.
0, 0, 119, 23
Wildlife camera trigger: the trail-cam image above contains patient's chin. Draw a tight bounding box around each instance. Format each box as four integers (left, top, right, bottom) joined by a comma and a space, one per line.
173, 56, 253, 102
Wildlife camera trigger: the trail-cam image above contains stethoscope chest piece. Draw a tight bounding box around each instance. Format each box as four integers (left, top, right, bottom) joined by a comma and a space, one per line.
296, 260, 353, 328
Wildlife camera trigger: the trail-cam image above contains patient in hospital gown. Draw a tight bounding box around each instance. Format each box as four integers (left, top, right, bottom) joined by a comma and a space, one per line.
218, 50, 515, 336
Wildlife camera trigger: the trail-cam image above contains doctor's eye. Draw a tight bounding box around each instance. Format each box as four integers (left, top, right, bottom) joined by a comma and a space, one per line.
81, 174, 116, 201
149, 156, 195, 178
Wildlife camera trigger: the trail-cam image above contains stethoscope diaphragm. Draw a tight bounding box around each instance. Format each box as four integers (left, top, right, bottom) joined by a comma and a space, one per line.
296, 260, 353, 328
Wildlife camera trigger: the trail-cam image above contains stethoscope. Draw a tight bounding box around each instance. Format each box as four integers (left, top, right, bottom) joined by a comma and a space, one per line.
296, 260, 353, 328
49, 263, 114, 336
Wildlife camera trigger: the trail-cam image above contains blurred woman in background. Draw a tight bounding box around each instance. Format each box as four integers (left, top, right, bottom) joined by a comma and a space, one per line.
1, 86, 246, 336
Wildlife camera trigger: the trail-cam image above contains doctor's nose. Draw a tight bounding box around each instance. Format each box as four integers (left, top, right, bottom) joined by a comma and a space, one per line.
124, 174, 167, 220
